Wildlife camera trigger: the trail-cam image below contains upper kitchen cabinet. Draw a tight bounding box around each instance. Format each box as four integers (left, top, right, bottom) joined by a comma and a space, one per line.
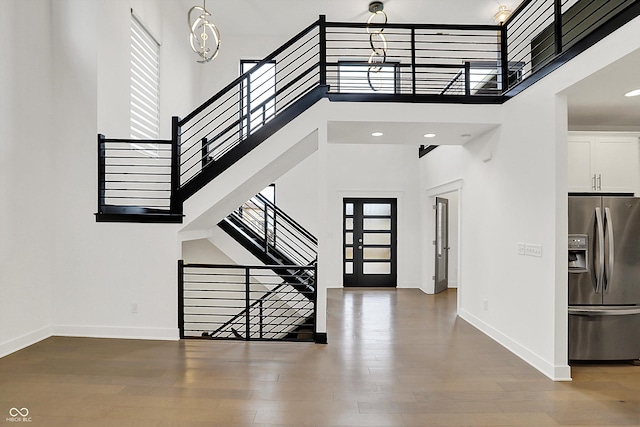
568, 132, 640, 194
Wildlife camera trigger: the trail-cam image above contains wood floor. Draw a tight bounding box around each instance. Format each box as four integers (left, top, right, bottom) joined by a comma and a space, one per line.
1, 289, 639, 426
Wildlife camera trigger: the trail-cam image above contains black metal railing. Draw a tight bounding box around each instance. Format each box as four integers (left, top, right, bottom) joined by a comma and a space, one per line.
505, 0, 636, 89
179, 261, 317, 341
175, 19, 325, 200
225, 193, 318, 267
98, 2, 640, 220
96, 135, 181, 221
324, 22, 505, 96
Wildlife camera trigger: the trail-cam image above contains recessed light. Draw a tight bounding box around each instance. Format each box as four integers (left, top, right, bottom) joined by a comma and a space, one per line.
371, 132, 384, 137
625, 89, 640, 97
423, 133, 436, 138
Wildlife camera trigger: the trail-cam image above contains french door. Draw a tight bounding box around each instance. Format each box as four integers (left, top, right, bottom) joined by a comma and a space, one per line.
343, 198, 397, 287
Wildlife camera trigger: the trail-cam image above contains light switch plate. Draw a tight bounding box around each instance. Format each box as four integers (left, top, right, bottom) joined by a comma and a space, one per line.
517, 243, 526, 255
525, 244, 542, 257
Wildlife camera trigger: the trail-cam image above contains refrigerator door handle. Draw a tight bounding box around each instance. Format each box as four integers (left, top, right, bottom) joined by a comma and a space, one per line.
569, 306, 640, 316
595, 207, 605, 294
604, 207, 614, 292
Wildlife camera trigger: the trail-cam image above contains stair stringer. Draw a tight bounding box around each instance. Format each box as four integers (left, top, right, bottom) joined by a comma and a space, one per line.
178, 99, 327, 235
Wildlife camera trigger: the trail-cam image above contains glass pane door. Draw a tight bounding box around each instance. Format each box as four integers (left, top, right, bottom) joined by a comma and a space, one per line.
344, 198, 397, 287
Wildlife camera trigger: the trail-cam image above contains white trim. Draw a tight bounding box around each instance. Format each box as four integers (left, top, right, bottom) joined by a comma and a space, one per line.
422, 179, 463, 313
130, 9, 161, 47
425, 178, 464, 197
0, 327, 52, 358
459, 308, 572, 381
51, 325, 179, 341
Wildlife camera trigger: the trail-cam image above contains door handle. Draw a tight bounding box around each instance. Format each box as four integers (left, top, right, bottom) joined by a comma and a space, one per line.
604, 207, 614, 292
595, 207, 605, 294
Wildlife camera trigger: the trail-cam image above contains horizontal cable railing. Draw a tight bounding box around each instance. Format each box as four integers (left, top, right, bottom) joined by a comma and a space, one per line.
179, 262, 316, 341
176, 19, 323, 190
325, 23, 505, 96
98, 3, 640, 219
97, 135, 177, 215
226, 193, 318, 267
505, 0, 636, 89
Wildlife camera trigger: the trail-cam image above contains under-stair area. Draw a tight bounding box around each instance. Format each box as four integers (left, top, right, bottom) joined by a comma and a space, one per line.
179, 192, 319, 342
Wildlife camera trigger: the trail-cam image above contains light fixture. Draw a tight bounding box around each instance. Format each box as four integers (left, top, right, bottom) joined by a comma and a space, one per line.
366, 1, 388, 91
493, 5, 511, 24
372, 131, 384, 137
624, 89, 640, 97
423, 133, 436, 138
188, 0, 220, 63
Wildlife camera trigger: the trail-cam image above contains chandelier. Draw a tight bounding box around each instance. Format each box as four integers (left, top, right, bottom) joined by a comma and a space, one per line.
188, 0, 221, 63
493, 5, 512, 24
366, 1, 388, 91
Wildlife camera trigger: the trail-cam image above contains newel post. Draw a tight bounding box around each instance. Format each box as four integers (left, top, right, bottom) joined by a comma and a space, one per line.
319, 15, 327, 87
170, 116, 182, 214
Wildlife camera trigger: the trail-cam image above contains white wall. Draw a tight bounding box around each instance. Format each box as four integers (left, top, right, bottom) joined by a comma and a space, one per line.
419, 16, 640, 381
272, 139, 422, 289
49, 0, 199, 341
1, 0, 203, 355
0, 0, 55, 356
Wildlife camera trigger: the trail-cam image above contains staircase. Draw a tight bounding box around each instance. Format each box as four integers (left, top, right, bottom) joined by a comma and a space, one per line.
96, 3, 640, 342
180, 192, 318, 341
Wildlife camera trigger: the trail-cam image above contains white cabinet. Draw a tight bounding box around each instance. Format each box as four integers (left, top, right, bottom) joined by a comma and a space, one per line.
568, 133, 640, 194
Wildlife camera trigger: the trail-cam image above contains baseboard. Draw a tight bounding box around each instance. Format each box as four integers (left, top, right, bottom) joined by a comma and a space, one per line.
448, 280, 458, 289
459, 308, 572, 381
0, 326, 53, 358
325, 280, 342, 288
51, 325, 180, 341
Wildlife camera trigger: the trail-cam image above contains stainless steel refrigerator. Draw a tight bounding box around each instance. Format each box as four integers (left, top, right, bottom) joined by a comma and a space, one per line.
568, 195, 640, 361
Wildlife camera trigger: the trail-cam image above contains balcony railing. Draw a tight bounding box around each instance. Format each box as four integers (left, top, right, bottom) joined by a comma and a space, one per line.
96, 0, 640, 221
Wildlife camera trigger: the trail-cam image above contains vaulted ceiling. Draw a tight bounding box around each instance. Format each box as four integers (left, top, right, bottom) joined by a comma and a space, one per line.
189, 0, 640, 131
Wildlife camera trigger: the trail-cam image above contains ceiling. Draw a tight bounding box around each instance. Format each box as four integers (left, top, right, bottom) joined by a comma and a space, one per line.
328, 121, 498, 146
201, 0, 522, 36
563, 47, 640, 131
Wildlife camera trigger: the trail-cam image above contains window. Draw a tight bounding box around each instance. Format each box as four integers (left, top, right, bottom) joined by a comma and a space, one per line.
240, 60, 276, 137
337, 62, 398, 93
130, 12, 160, 140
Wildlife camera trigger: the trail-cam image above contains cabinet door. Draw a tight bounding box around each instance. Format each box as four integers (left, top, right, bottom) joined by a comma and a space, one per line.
594, 136, 639, 193
568, 136, 595, 192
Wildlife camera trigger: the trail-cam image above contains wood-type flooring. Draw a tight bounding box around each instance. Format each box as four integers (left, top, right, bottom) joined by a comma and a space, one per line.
1, 288, 639, 426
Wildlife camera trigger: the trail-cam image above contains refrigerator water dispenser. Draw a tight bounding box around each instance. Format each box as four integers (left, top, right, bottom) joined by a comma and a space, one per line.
568, 234, 588, 273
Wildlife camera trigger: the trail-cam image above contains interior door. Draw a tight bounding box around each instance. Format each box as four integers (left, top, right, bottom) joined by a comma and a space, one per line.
434, 197, 449, 293
344, 198, 397, 287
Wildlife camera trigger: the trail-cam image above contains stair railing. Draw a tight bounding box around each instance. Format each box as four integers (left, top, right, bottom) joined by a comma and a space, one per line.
98, 2, 640, 220
179, 261, 317, 341
226, 193, 318, 267
175, 18, 328, 202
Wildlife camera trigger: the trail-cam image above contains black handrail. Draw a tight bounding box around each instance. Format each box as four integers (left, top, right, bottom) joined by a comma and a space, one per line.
226, 193, 317, 267
98, 2, 640, 220
178, 19, 322, 127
